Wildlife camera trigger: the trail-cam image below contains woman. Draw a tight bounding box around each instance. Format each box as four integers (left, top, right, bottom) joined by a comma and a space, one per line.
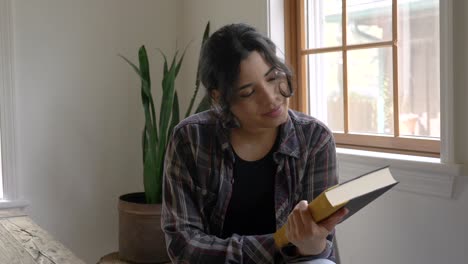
162, 23, 348, 264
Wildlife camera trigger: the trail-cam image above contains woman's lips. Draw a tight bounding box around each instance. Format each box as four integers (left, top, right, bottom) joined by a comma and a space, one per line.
263, 106, 282, 118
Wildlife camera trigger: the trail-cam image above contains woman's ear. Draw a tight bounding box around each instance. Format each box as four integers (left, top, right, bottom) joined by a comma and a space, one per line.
210, 89, 221, 104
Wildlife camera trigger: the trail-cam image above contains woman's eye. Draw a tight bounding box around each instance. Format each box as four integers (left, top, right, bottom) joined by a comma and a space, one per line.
239, 90, 255, 98
267, 72, 281, 82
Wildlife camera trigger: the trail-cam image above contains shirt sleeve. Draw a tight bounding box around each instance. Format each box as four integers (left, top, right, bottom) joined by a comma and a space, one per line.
282, 133, 339, 263
161, 127, 280, 264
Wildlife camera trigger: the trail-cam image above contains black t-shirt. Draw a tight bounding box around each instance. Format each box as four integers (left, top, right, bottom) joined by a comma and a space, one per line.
221, 141, 278, 238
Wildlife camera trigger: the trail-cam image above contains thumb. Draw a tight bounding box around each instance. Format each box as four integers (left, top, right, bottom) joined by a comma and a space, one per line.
320, 207, 349, 231
294, 200, 309, 211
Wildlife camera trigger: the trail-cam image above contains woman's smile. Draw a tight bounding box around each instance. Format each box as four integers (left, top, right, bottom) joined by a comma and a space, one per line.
263, 105, 283, 118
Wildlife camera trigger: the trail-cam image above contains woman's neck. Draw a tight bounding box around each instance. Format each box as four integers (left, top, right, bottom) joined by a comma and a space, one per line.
232, 126, 278, 141
230, 127, 279, 161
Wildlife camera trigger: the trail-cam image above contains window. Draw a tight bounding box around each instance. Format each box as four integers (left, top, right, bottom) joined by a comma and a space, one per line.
285, 0, 440, 157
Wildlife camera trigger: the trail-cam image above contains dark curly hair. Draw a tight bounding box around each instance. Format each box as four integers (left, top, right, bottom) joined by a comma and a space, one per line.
198, 23, 293, 113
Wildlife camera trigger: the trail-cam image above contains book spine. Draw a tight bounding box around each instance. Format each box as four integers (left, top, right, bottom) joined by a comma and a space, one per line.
309, 192, 338, 222
273, 225, 288, 248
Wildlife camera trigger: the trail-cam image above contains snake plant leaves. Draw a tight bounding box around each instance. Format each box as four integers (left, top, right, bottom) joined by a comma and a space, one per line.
120, 22, 211, 204
185, 21, 211, 118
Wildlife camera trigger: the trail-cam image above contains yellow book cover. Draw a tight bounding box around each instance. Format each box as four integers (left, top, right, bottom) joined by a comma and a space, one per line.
273, 166, 398, 248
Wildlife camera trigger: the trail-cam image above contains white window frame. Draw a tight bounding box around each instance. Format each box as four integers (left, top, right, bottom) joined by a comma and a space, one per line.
0, 0, 19, 204
268, 0, 461, 198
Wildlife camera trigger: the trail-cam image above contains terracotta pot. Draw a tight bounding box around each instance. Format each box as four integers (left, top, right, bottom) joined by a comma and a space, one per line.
118, 192, 170, 263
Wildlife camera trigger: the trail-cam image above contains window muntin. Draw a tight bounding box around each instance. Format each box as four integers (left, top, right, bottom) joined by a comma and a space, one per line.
294, 0, 440, 156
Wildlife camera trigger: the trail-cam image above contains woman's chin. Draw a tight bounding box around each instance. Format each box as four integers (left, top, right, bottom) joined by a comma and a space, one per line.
263, 110, 289, 128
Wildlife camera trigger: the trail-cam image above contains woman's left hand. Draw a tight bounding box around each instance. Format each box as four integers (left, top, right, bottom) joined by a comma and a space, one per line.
285, 200, 349, 256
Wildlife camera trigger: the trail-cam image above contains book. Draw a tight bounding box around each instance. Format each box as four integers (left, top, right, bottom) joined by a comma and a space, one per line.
273, 166, 398, 248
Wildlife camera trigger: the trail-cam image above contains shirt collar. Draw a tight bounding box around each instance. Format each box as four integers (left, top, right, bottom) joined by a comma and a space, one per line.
276, 110, 300, 159
216, 109, 300, 159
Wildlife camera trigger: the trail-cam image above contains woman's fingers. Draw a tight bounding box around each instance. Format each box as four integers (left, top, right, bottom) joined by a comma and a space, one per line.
287, 200, 308, 241
294, 200, 308, 210
291, 200, 324, 240
288, 201, 349, 243
288, 203, 304, 240
319, 207, 349, 232
298, 203, 317, 235
287, 200, 331, 255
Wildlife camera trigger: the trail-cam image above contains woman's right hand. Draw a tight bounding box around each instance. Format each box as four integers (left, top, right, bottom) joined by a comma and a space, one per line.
285, 200, 348, 256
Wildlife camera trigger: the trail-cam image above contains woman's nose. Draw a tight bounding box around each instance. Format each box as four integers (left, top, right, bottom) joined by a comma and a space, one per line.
258, 81, 277, 103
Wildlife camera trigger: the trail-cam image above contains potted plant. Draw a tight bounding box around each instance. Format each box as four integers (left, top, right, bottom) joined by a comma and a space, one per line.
117, 22, 210, 263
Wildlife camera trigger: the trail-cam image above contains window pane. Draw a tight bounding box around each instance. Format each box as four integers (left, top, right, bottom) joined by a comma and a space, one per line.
348, 47, 394, 135
305, 0, 342, 49
398, 0, 440, 138
307, 52, 344, 132
347, 0, 392, 45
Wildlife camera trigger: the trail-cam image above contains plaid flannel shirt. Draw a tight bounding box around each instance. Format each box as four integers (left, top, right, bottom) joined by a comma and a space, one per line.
162, 109, 338, 263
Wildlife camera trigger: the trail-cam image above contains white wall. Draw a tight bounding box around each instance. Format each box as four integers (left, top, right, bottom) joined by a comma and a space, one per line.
12, 0, 269, 263
336, 165, 468, 264
11, 0, 468, 264
174, 0, 269, 114
13, 1, 177, 263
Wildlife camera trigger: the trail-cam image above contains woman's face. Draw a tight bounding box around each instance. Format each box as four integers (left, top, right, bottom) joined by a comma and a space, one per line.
229, 51, 289, 131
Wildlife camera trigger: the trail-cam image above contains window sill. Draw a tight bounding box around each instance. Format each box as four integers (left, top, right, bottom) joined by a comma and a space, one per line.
0, 199, 29, 210
336, 148, 464, 198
